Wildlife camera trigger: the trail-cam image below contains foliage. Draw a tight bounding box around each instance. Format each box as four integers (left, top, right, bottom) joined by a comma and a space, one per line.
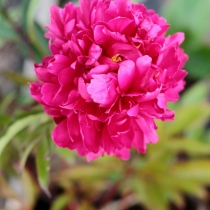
0, 0, 210, 210
0, 0, 49, 62
0, 79, 210, 210
161, 0, 210, 79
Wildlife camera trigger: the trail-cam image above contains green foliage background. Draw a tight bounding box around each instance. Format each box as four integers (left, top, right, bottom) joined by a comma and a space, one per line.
0, 0, 210, 210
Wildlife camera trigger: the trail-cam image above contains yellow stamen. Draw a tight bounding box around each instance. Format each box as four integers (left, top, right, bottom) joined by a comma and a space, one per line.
111, 54, 122, 63
155, 71, 160, 78
136, 43, 141, 49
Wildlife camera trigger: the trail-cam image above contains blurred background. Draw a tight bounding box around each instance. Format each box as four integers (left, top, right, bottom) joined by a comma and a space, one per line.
0, 0, 210, 209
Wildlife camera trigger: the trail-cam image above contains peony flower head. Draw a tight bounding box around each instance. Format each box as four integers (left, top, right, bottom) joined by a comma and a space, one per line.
30, 0, 188, 161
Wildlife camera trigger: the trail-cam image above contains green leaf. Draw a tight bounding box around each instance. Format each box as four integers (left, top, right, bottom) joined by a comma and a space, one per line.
0, 115, 10, 126
133, 178, 168, 210
54, 147, 75, 163
166, 103, 210, 135
50, 194, 73, 210
0, 17, 18, 40
162, 0, 210, 42
0, 92, 15, 114
2, 71, 34, 86
36, 139, 50, 195
25, 0, 49, 58
25, 0, 40, 36
21, 0, 31, 32
34, 21, 50, 55
185, 46, 210, 78
20, 0, 48, 62
164, 138, 210, 155
20, 138, 40, 171
161, 0, 210, 79
179, 81, 209, 106
21, 169, 39, 208
172, 160, 210, 183
58, 165, 111, 181
0, 113, 48, 158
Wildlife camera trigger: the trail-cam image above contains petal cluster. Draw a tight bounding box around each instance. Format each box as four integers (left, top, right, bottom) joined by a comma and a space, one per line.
30, 0, 188, 161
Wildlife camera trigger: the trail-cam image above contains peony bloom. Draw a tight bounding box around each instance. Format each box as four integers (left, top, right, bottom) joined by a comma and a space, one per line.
30, 0, 188, 161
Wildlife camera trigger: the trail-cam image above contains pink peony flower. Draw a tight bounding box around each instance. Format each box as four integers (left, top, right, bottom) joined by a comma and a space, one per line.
30, 0, 188, 161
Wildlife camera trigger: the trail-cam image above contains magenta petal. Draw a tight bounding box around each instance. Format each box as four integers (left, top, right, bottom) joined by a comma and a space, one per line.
78, 77, 92, 102
88, 44, 102, 60
52, 118, 71, 148
157, 93, 166, 109
87, 65, 109, 79
67, 112, 82, 144
115, 148, 130, 160
29, 82, 44, 104
63, 89, 80, 106
136, 55, 152, 77
107, 43, 140, 61
44, 106, 62, 117
45, 5, 64, 39
94, 25, 127, 45
58, 68, 75, 86
30, 0, 188, 161
87, 149, 104, 162
127, 104, 139, 116
136, 86, 161, 102
41, 83, 60, 105
79, 113, 100, 153
132, 55, 152, 90
65, 19, 75, 35
131, 119, 146, 153
117, 129, 134, 149
164, 88, 179, 101
148, 24, 162, 39
48, 55, 72, 75
136, 116, 158, 144
98, 56, 119, 71
167, 32, 185, 47
102, 126, 120, 155
118, 60, 135, 93
87, 73, 118, 108
108, 17, 134, 33
93, 25, 107, 45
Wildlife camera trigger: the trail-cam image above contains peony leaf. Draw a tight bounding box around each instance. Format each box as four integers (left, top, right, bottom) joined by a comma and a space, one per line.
179, 81, 209, 106
0, 113, 48, 158
171, 160, 210, 183
26, 0, 49, 58
162, 0, 210, 42
166, 103, 210, 135
162, 0, 210, 78
21, 169, 39, 208
54, 147, 75, 162
185, 47, 210, 78
21, 0, 48, 61
33, 21, 50, 55
133, 178, 168, 210
0, 115, 10, 126
2, 71, 34, 86
35, 139, 50, 196
20, 138, 40, 171
21, 0, 31, 31
25, 0, 40, 36
0, 92, 15, 114
50, 194, 73, 210
0, 16, 18, 40
56, 165, 111, 181
164, 138, 210, 155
